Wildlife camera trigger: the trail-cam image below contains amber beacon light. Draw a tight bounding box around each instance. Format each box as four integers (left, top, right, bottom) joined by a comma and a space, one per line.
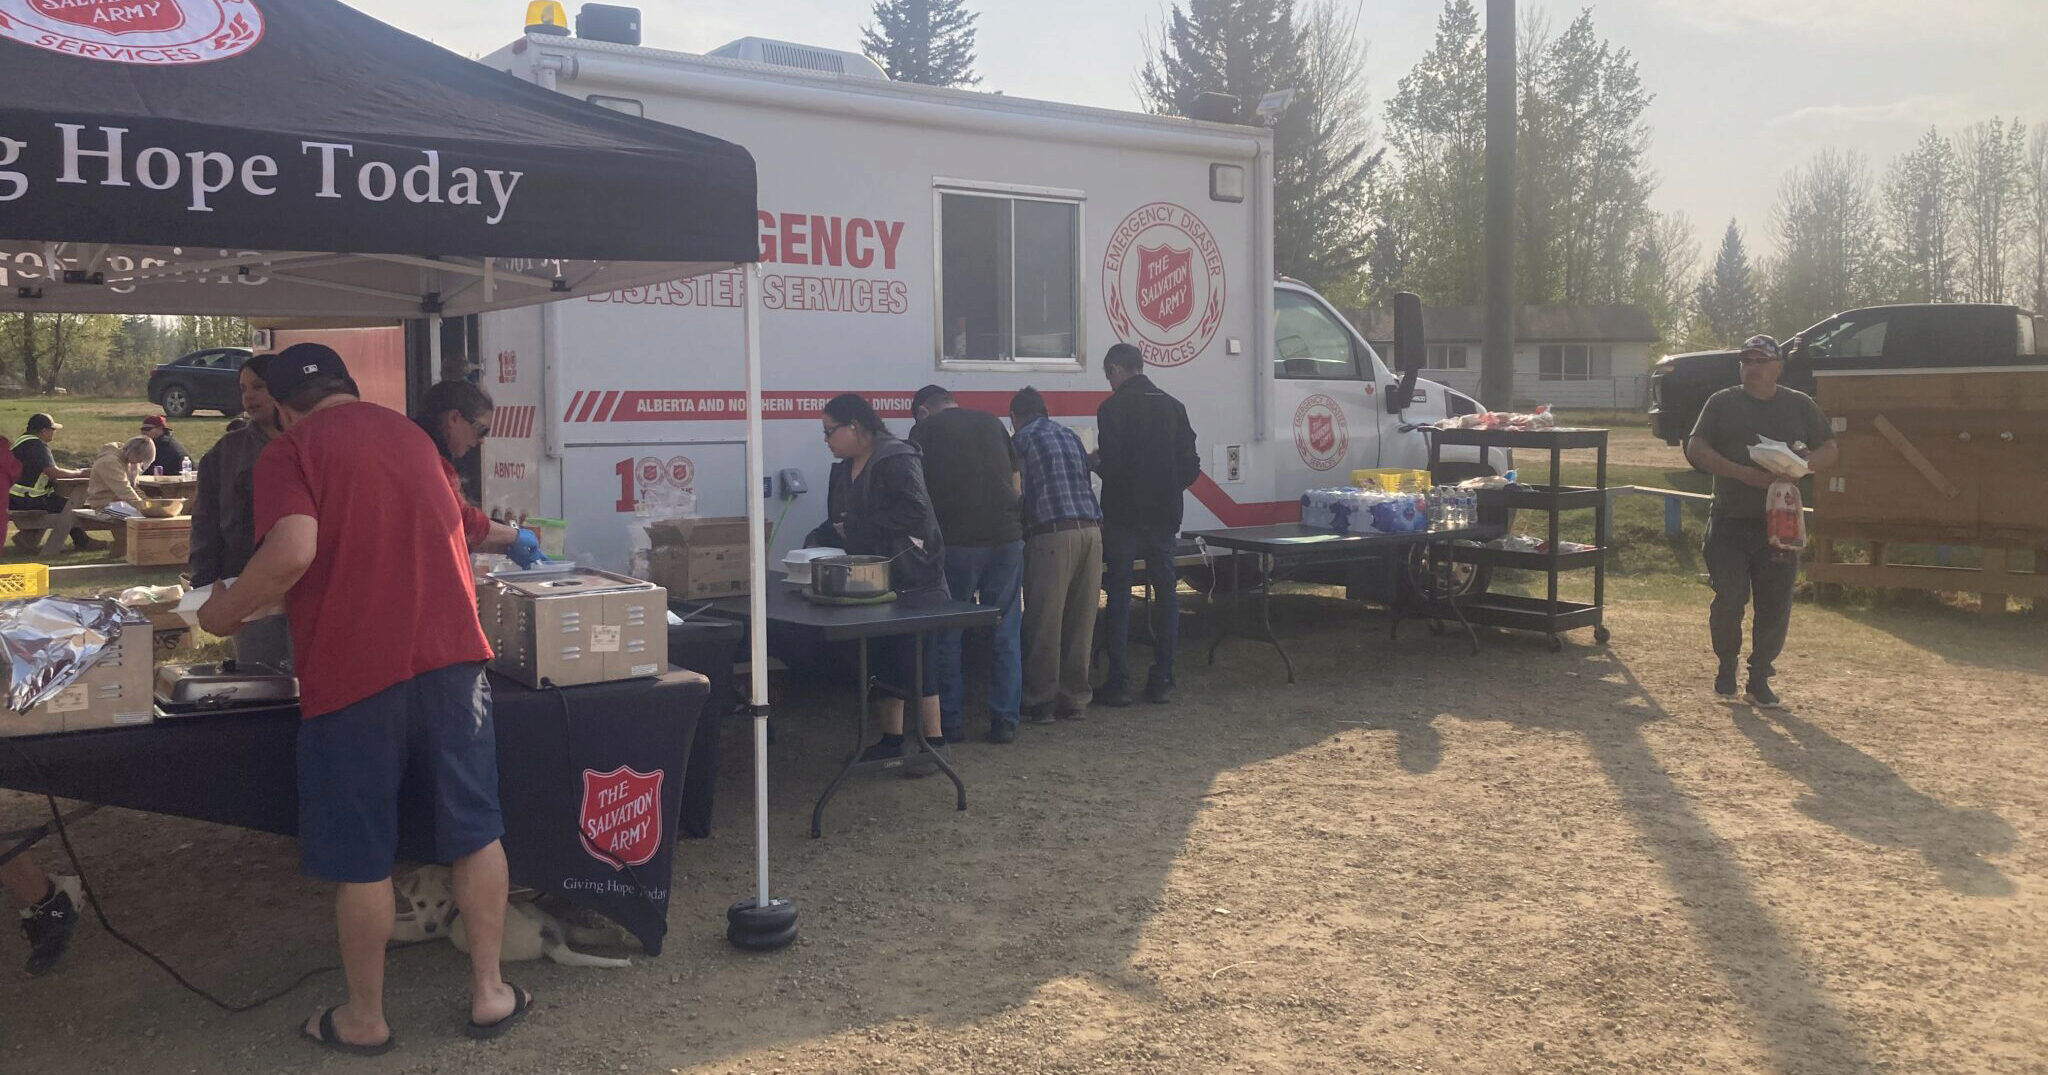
525, 1, 571, 36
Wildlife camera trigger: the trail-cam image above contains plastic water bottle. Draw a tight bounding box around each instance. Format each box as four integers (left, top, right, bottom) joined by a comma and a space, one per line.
180, 457, 195, 479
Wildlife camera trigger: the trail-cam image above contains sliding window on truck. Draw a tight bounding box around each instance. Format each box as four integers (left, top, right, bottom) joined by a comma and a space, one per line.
933, 182, 1085, 370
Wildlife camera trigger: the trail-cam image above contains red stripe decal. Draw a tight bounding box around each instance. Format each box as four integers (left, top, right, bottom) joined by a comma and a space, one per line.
561, 392, 583, 423
574, 392, 602, 423
1189, 474, 1300, 527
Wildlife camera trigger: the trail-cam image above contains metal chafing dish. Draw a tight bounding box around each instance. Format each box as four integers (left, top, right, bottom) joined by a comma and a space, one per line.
479, 566, 667, 688
153, 660, 298, 715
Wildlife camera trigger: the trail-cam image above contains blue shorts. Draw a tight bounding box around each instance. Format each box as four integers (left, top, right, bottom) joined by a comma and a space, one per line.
296, 662, 503, 883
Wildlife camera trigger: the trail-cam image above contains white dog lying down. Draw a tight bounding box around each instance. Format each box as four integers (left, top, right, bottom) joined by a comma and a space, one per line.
391, 865, 631, 969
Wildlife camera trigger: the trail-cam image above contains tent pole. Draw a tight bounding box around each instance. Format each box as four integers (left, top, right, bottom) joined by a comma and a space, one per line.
729, 261, 796, 950
427, 314, 444, 381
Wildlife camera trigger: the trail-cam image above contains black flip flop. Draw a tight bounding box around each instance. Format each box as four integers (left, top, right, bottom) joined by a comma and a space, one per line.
299, 1006, 395, 1057
466, 983, 534, 1040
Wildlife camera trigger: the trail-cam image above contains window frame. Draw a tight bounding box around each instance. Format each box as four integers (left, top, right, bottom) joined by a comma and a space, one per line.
1426, 343, 1469, 371
931, 179, 1088, 373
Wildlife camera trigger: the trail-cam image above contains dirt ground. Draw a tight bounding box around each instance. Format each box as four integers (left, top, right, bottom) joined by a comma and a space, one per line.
2, 584, 2044, 1074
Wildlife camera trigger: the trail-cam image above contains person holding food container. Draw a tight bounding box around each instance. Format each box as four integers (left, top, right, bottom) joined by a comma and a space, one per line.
806, 392, 950, 765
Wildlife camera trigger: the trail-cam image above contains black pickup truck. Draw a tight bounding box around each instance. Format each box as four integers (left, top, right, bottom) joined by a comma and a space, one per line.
1648, 303, 2046, 444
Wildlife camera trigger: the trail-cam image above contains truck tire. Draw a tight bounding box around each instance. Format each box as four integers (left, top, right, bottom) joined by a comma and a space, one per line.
1429, 462, 1505, 598
158, 384, 193, 419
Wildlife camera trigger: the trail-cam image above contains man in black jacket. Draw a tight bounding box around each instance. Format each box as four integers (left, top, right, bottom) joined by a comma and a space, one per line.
1093, 343, 1200, 706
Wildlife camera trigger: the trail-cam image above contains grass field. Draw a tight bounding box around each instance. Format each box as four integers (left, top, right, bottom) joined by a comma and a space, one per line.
0, 395, 237, 471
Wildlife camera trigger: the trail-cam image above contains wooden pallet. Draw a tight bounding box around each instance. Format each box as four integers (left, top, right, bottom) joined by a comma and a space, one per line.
1809, 535, 2046, 616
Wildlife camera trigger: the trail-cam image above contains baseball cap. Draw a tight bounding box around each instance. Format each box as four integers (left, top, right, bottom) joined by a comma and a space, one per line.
266, 343, 352, 401
911, 384, 951, 415
141, 415, 171, 431
1740, 334, 1782, 361
24, 412, 61, 432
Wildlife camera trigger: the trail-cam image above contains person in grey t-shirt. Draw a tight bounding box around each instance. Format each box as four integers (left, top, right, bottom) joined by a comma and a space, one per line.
1685, 334, 1839, 707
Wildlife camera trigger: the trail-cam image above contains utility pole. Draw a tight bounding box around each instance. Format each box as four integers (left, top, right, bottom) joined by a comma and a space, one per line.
1481, 0, 1516, 409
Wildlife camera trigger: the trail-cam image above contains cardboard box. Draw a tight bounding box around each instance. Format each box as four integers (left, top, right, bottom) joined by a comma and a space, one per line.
3, 614, 155, 737
643, 516, 752, 599
125, 516, 193, 567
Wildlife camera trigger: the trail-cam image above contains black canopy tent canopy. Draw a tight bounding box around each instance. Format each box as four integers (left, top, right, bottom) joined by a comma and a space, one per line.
0, 0, 800, 950
0, 0, 757, 316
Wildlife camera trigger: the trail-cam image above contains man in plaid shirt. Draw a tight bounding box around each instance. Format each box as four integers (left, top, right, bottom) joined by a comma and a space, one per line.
1007, 388, 1103, 730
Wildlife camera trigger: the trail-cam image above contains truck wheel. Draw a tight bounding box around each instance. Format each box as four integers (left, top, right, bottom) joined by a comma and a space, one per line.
159, 384, 193, 419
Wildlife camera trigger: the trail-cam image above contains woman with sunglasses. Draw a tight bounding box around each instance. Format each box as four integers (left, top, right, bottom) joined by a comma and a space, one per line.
806, 393, 951, 764
416, 379, 535, 560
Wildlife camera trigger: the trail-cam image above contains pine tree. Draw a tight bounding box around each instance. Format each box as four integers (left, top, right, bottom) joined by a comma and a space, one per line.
1695, 221, 1760, 346
1140, 0, 1299, 124
860, 0, 980, 88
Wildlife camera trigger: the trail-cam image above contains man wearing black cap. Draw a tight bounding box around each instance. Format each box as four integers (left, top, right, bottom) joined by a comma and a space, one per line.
198, 343, 526, 1051
8, 412, 101, 551
1686, 333, 1839, 707
908, 384, 1024, 743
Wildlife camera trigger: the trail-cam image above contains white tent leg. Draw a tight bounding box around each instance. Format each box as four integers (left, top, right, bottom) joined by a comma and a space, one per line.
728, 261, 796, 950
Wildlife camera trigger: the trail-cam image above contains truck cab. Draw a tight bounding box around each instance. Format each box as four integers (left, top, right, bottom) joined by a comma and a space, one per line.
1649, 303, 2046, 445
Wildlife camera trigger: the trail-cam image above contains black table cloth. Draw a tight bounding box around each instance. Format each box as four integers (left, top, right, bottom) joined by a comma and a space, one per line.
667, 615, 744, 839
0, 669, 707, 955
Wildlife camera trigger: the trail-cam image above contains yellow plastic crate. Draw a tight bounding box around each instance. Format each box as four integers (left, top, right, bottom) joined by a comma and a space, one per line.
0, 563, 49, 599
1351, 468, 1431, 494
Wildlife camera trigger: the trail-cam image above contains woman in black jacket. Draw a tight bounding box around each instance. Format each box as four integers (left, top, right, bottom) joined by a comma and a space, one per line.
806, 393, 950, 761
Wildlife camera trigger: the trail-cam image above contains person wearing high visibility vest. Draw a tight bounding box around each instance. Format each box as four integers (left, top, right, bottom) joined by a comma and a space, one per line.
8, 413, 101, 552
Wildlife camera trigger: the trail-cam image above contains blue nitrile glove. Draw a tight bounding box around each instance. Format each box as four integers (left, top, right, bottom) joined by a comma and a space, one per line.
507, 528, 547, 569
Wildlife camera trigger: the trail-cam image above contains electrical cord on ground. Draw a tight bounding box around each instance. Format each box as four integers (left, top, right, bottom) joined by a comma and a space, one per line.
4, 737, 432, 1014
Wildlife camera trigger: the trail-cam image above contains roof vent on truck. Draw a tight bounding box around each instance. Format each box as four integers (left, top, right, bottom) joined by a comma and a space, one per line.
707, 37, 890, 80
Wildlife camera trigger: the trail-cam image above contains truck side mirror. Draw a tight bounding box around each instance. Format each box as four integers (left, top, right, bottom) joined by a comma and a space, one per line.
1386, 291, 1424, 413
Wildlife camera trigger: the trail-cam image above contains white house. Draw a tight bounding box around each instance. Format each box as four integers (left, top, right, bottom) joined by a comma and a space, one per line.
1348, 304, 1661, 410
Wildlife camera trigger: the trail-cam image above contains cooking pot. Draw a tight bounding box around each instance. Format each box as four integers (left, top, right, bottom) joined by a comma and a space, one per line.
809, 554, 892, 598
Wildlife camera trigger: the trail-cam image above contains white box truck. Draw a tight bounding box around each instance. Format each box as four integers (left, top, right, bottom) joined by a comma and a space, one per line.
474, 26, 1505, 573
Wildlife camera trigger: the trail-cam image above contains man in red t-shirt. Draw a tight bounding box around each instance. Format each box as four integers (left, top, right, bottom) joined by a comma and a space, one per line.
199, 344, 530, 1051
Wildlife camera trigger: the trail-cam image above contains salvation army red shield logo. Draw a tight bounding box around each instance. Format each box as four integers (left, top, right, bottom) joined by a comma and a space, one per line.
579, 766, 665, 870
666, 456, 695, 490
1135, 244, 1195, 333
0, 0, 264, 64
1104, 203, 1226, 368
1293, 394, 1348, 472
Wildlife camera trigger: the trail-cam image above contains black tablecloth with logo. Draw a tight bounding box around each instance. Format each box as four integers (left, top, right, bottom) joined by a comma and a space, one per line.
0, 669, 706, 956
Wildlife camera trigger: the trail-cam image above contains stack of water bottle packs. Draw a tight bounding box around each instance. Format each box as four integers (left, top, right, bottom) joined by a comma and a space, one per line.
1298, 487, 1429, 534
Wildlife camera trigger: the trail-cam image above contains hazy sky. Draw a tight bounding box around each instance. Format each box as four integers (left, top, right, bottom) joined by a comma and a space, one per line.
355, 0, 2048, 272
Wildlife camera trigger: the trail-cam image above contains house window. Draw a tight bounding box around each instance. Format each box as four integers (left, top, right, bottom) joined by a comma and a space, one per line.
1427, 344, 1469, 370
937, 187, 1082, 366
1540, 344, 1593, 381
